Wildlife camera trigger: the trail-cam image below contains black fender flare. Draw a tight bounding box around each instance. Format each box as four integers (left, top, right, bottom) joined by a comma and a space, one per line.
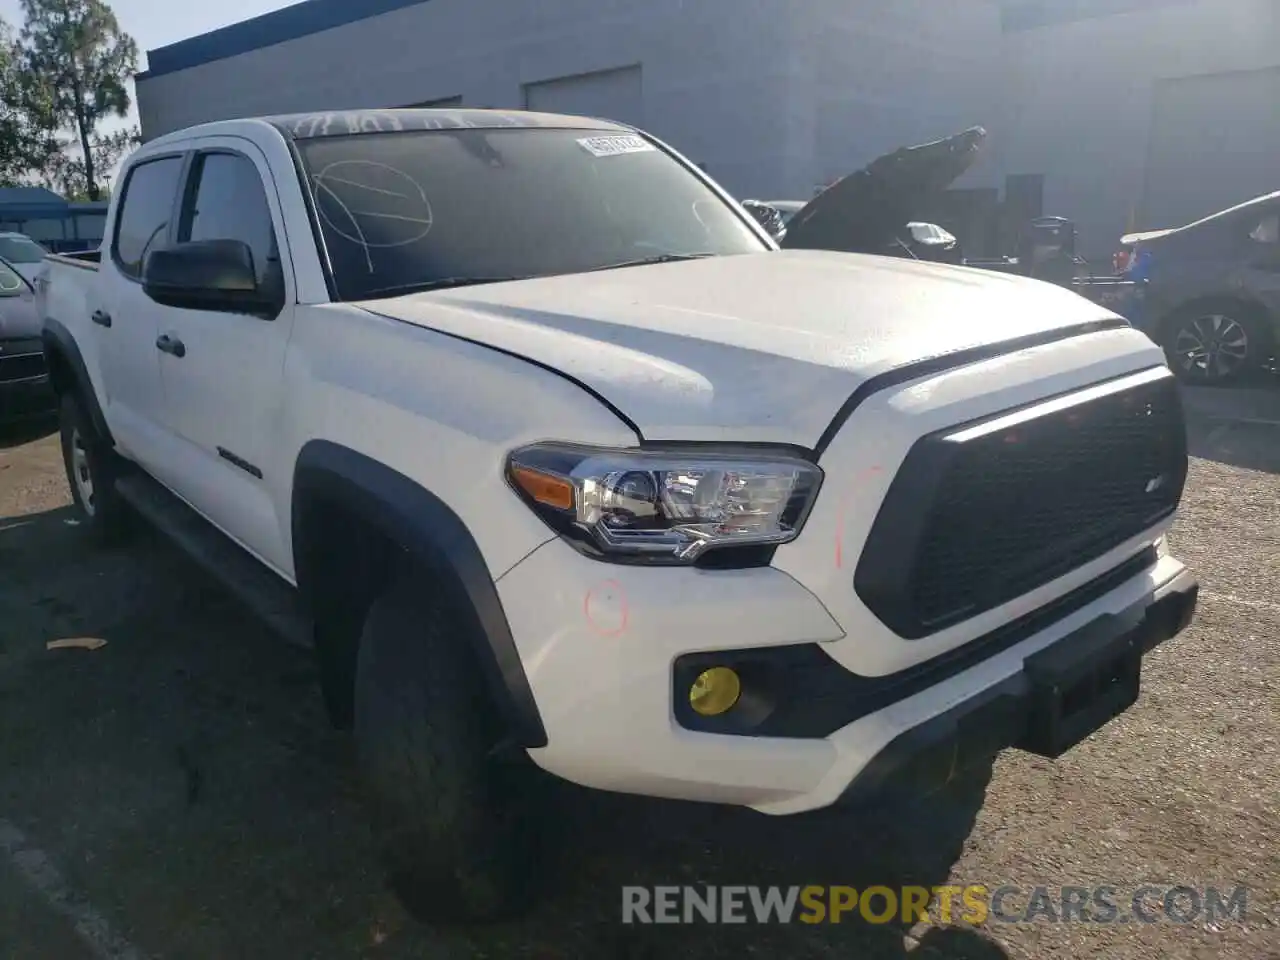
41, 319, 114, 445
291, 439, 548, 748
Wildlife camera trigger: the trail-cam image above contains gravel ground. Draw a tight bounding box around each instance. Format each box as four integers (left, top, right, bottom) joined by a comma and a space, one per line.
0, 387, 1277, 960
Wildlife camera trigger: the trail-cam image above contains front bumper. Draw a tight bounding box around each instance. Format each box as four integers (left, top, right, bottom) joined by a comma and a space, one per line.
0, 374, 55, 423
498, 537, 1197, 815
832, 567, 1197, 810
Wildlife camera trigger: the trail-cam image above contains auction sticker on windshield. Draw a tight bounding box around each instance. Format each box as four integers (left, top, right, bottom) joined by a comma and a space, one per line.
577, 135, 655, 158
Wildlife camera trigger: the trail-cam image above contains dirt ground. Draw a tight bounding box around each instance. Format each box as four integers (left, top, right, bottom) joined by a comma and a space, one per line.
0, 385, 1277, 960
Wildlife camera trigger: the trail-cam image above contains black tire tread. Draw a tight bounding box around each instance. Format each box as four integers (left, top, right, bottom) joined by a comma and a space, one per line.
354, 577, 535, 923
58, 392, 131, 544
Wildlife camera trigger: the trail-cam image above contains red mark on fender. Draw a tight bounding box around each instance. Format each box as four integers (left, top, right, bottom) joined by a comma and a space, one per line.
835, 466, 884, 570
584, 579, 629, 637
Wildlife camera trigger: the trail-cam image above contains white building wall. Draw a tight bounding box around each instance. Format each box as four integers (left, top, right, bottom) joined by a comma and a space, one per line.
996, 0, 1280, 257
138, 0, 1278, 258
136, 0, 1001, 201
137, 0, 797, 198
790, 0, 1003, 198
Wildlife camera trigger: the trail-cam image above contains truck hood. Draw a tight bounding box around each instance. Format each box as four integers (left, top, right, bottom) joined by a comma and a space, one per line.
357, 249, 1113, 447
780, 126, 986, 254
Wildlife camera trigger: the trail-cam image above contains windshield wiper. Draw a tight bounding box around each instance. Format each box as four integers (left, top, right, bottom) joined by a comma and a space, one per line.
586, 253, 718, 273
360, 276, 531, 298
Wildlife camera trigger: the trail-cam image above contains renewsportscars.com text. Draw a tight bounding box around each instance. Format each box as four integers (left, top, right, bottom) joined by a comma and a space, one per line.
621, 884, 1249, 925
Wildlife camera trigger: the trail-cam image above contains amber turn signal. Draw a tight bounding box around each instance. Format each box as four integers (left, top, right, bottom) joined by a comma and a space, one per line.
510, 464, 574, 511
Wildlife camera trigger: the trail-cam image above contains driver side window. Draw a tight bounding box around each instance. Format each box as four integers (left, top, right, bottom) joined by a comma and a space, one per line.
177, 150, 283, 299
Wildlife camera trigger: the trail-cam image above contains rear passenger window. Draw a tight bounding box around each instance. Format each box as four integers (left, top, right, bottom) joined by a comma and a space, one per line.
179, 152, 281, 293
112, 156, 184, 279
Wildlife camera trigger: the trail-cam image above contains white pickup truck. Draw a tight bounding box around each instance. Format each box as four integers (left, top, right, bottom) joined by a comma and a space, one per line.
38, 108, 1198, 923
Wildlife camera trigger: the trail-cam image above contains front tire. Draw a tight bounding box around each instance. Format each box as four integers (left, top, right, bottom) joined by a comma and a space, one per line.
59, 393, 130, 543
1162, 303, 1268, 384
353, 576, 538, 923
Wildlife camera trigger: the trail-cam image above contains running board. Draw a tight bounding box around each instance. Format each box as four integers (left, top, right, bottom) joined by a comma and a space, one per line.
114, 471, 313, 650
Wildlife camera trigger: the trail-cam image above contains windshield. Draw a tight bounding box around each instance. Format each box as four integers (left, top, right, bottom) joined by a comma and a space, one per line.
0, 236, 47, 264
296, 128, 768, 301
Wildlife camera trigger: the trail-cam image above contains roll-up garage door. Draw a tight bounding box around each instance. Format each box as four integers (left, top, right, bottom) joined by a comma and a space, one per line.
1142, 67, 1280, 229
523, 65, 644, 128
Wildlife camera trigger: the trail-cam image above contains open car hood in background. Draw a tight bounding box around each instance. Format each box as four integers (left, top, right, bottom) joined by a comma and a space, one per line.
780, 126, 987, 254
1119, 228, 1177, 246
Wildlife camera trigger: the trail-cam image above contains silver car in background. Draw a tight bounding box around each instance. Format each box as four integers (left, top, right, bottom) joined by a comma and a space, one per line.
0, 233, 50, 286
0, 255, 55, 423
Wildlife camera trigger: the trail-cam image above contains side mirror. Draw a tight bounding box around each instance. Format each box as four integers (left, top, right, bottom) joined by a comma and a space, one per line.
143, 240, 278, 315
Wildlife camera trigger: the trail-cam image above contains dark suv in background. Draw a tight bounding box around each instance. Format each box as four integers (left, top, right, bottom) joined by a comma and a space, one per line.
1122, 191, 1280, 384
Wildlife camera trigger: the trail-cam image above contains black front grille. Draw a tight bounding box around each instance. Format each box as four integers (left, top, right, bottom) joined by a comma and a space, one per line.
0, 352, 45, 383
855, 369, 1187, 639
0, 343, 46, 383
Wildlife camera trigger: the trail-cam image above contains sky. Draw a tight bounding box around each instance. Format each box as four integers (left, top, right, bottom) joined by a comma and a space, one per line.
0, 0, 291, 134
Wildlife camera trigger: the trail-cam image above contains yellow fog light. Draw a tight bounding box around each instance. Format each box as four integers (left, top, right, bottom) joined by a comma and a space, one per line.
689, 667, 742, 717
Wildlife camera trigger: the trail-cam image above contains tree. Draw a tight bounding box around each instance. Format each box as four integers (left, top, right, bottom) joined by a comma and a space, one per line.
0, 19, 59, 185
16, 0, 138, 200
37, 124, 138, 198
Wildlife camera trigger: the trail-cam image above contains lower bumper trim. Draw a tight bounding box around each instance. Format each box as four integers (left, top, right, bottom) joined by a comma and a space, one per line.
834, 569, 1199, 808
0, 375, 55, 422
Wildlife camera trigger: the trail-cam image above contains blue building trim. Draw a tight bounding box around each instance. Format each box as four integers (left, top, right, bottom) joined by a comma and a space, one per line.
138, 0, 430, 80
0, 195, 110, 252
1002, 0, 1195, 32
0, 186, 66, 209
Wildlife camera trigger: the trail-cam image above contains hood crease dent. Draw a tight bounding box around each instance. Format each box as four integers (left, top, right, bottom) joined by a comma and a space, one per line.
356, 249, 1117, 448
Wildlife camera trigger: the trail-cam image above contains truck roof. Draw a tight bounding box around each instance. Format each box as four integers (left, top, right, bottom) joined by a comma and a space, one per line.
139, 108, 636, 152
240, 108, 636, 142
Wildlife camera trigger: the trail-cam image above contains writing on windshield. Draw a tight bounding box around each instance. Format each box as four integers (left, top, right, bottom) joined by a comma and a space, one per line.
296, 127, 767, 301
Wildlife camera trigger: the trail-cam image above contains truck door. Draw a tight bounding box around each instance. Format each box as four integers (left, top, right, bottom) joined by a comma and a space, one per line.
94, 153, 187, 470
153, 138, 298, 576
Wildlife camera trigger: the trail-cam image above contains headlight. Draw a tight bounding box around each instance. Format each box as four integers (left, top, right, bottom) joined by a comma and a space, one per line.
505, 442, 823, 564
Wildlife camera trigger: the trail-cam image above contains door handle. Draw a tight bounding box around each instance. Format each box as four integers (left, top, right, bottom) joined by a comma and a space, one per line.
155, 334, 186, 358
91, 309, 112, 328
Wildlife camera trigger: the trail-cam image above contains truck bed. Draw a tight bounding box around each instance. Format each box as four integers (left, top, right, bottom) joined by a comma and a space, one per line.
37, 252, 103, 358
46, 250, 100, 271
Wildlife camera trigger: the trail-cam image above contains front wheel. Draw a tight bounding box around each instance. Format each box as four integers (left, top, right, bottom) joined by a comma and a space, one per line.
1163, 306, 1267, 384
353, 577, 540, 923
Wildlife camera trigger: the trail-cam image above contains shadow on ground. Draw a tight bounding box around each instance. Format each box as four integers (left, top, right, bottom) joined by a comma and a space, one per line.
1181, 380, 1280, 474
517, 771, 1006, 960
0, 416, 56, 451
0, 505, 1006, 959
1186, 418, 1280, 474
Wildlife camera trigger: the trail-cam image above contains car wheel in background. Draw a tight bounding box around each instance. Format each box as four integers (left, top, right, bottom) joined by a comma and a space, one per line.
1162, 302, 1269, 384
